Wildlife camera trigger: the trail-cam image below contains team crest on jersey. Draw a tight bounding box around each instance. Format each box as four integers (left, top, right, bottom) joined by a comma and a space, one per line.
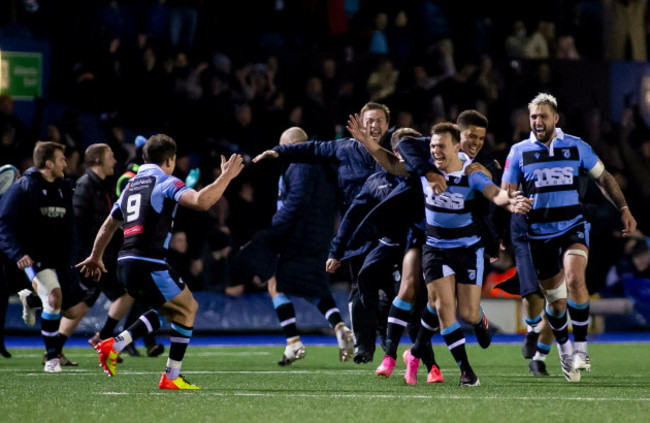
468, 269, 476, 280
577, 231, 584, 239
454, 176, 461, 184
563, 149, 570, 159
534, 152, 541, 160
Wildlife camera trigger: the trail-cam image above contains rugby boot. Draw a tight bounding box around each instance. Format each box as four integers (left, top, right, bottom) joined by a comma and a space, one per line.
459, 369, 480, 386
426, 365, 445, 383
18, 289, 36, 327
97, 338, 119, 376
159, 373, 200, 390
522, 331, 540, 359
278, 341, 306, 366
402, 349, 419, 385
88, 332, 101, 348
44, 357, 62, 373
353, 349, 373, 364
147, 343, 165, 357
336, 326, 354, 362
559, 353, 580, 382
375, 355, 396, 378
573, 351, 591, 372
474, 312, 492, 349
42, 352, 78, 366
529, 359, 549, 376
89, 333, 123, 363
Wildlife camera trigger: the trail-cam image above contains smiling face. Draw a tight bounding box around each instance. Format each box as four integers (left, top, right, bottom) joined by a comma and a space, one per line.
529, 104, 559, 144
459, 125, 486, 159
362, 109, 389, 143
430, 132, 460, 173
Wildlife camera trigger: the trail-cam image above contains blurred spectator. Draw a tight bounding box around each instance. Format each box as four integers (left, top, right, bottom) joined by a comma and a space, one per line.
387, 10, 413, 67
604, 0, 647, 61
366, 58, 398, 101
524, 20, 555, 59
368, 11, 389, 54
169, 0, 198, 49
556, 34, 580, 59
0, 94, 34, 167
603, 236, 650, 329
505, 20, 527, 59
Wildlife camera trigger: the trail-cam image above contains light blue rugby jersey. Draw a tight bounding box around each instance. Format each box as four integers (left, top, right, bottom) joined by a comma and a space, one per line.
502, 128, 600, 239
421, 162, 494, 249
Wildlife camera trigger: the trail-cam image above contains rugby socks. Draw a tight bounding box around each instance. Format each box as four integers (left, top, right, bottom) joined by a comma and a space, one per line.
272, 295, 298, 339
316, 297, 343, 328
411, 304, 440, 360
385, 298, 411, 359
545, 305, 572, 353
525, 313, 543, 334
532, 341, 552, 362
166, 322, 192, 380
41, 311, 61, 360
99, 316, 120, 340
567, 299, 590, 353
56, 333, 68, 352
113, 310, 163, 352
441, 321, 471, 372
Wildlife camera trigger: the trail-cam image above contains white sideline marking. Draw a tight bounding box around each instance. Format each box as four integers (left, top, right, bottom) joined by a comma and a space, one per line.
6, 351, 270, 359
96, 391, 650, 402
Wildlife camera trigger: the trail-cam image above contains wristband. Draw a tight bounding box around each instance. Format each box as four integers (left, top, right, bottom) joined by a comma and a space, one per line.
620, 205, 629, 212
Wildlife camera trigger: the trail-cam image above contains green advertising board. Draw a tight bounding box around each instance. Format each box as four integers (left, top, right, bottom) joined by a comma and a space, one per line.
0, 51, 42, 99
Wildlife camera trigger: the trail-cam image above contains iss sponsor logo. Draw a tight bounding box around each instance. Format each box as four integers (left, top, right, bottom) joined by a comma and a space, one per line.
532, 166, 573, 188
426, 192, 465, 210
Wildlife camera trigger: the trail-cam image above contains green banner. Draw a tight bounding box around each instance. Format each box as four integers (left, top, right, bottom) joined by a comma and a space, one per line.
0, 51, 42, 99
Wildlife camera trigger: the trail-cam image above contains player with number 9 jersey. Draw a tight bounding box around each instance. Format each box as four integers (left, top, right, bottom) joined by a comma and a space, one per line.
112, 164, 189, 261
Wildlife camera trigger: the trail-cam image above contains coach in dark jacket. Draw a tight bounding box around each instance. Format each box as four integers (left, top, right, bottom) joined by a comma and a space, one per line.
242, 127, 354, 365
273, 151, 338, 298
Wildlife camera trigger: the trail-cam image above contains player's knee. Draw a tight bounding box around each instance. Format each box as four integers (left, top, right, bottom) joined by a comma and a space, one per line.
187, 297, 199, 316
458, 306, 478, 323
48, 288, 62, 311
544, 280, 567, 304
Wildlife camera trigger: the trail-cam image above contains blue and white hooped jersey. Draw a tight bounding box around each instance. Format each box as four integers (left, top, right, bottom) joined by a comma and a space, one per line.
111, 164, 189, 261
421, 162, 494, 249
502, 128, 602, 239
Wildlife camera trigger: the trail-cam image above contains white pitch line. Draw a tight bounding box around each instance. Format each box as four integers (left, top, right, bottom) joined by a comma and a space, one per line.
95, 391, 650, 402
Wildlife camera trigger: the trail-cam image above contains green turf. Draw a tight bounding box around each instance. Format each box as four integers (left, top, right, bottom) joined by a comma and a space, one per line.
1, 343, 650, 423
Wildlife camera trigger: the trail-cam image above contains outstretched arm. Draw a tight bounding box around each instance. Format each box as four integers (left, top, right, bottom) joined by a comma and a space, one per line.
179, 154, 244, 211
483, 184, 532, 214
593, 168, 637, 237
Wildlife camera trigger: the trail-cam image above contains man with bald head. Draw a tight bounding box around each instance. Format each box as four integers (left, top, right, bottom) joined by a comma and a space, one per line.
247, 127, 354, 365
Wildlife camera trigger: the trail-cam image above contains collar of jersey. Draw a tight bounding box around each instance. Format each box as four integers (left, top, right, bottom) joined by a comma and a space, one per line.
527, 128, 566, 157
137, 163, 163, 174
440, 160, 470, 179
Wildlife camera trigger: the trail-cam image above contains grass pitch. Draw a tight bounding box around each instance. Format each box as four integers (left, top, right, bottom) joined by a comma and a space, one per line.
1, 342, 649, 423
